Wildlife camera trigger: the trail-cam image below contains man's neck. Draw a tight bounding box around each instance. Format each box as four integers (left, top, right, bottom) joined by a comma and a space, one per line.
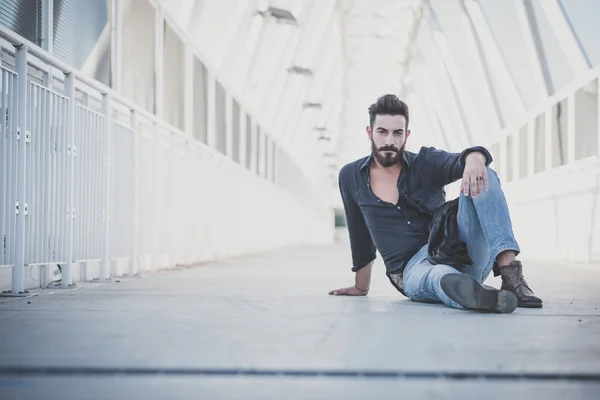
372, 159, 402, 177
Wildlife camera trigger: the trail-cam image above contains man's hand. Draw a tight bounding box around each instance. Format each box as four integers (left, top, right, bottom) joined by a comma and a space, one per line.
461, 152, 488, 198
328, 286, 369, 296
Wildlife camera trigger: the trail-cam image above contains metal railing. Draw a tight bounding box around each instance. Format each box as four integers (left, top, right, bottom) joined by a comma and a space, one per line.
0, 27, 333, 294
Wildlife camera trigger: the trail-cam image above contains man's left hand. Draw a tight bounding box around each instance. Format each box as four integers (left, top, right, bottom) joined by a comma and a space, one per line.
461, 153, 488, 198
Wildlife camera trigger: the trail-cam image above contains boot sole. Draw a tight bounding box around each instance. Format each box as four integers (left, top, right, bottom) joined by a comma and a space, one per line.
440, 274, 518, 314
518, 301, 543, 308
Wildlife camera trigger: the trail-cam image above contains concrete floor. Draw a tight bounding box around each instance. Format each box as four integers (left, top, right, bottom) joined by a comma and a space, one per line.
1, 241, 599, 399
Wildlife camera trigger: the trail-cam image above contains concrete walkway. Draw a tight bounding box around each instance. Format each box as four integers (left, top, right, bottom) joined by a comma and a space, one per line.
1, 240, 599, 399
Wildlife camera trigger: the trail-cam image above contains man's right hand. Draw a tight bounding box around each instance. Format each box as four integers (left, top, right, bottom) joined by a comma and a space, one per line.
328, 286, 369, 296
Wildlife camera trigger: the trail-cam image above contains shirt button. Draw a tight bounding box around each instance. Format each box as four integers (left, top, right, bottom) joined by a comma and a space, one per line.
407, 221, 411, 225
397, 206, 401, 210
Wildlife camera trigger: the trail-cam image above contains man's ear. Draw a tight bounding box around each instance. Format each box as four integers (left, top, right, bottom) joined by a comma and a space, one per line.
366, 125, 373, 140
406, 129, 411, 139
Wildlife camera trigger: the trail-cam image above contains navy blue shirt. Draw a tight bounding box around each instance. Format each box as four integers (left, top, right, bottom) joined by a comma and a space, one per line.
338, 146, 493, 275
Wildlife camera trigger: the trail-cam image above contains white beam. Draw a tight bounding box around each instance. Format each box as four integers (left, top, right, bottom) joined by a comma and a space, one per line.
154, 4, 164, 117
539, 0, 590, 76
513, 0, 550, 100
464, 0, 526, 126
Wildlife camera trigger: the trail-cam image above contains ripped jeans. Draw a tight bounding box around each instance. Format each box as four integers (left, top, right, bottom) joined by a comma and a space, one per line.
401, 168, 520, 309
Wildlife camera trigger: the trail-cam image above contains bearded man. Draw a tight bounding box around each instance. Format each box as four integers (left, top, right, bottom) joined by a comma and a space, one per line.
330, 94, 542, 313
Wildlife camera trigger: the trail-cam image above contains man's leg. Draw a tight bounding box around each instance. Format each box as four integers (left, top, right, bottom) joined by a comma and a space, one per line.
402, 245, 517, 313
457, 167, 543, 307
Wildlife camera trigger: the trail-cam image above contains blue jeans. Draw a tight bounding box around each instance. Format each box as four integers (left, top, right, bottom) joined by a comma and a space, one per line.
402, 168, 520, 309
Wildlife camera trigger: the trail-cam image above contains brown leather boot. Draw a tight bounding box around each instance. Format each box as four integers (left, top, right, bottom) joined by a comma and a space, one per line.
500, 261, 542, 308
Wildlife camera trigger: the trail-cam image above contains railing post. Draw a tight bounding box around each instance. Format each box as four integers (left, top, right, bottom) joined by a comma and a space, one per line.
12, 44, 28, 295
63, 72, 75, 287
101, 94, 112, 280
130, 109, 138, 276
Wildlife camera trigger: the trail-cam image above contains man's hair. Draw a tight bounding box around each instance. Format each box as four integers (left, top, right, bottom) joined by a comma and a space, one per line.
368, 94, 409, 128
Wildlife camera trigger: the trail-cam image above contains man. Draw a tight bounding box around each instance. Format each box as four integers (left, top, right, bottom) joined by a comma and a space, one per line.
329, 94, 542, 313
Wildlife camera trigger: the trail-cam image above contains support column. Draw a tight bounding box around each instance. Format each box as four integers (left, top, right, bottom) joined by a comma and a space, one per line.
12, 45, 28, 295
101, 95, 112, 281
598, 81, 600, 157
225, 92, 233, 158
545, 108, 553, 171
154, 4, 164, 118
130, 110, 139, 277
567, 93, 576, 164
527, 120, 536, 177
239, 108, 247, 167
250, 122, 258, 173
63, 73, 75, 287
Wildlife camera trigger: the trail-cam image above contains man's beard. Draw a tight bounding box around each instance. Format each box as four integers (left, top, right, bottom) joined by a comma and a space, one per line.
371, 140, 404, 167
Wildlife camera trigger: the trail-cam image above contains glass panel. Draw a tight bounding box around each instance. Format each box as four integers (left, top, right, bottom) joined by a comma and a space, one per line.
476, 0, 542, 109
193, 57, 208, 144
163, 22, 185, 130
574, 79, 599, 161
551, 98, 569, 168
120, 0, 155, 114
534, 113, 546, 174
558, 0, 600, 67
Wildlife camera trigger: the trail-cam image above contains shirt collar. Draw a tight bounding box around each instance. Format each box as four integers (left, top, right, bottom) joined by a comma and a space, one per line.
360, 152, 411, 171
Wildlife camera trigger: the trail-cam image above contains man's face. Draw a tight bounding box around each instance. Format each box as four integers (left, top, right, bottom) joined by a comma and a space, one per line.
367, 114, 410, 167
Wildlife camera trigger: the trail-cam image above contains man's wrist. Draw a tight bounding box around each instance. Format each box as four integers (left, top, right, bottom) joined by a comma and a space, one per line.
466, 152, 486, 164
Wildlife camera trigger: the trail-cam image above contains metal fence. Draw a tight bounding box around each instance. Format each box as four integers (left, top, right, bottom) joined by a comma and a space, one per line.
0, 26, 334, 295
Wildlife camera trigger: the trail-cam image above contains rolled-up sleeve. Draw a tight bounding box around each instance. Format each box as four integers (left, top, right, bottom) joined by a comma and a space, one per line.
338, 168, 376, 272
421, 146, 493, 186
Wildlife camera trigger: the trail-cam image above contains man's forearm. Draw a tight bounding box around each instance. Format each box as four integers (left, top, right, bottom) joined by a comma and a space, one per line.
355, 261, 373, 291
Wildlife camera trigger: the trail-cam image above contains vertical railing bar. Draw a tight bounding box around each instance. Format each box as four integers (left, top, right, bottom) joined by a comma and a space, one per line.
58, 95, 66, 264
75, 106, 80, 261
59, 94, 64, 263
63, 74, 75, 287
31, 84, 38, 264
130, 114, 137, 275
92, 112, 97, 259
49, 93, 55, 264
7, 73, 14, 265
10, 73, 18, 265
79, 107, 85, 261
29, 84, 36, 265
42, 87, 49, 264
75, 106, 81, 261
101, 95, 111, 280
12, 45, 27, 294
0, 70, 5, 267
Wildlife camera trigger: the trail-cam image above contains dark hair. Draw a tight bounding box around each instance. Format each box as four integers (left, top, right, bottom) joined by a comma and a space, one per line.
368, 94, 409, 128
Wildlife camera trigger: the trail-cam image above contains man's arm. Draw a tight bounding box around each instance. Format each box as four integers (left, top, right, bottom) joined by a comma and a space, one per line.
421, 146, 493, 187
329, 168, 376, 296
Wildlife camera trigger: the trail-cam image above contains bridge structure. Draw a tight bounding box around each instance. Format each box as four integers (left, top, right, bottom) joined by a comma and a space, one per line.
0, 0, 599, 398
